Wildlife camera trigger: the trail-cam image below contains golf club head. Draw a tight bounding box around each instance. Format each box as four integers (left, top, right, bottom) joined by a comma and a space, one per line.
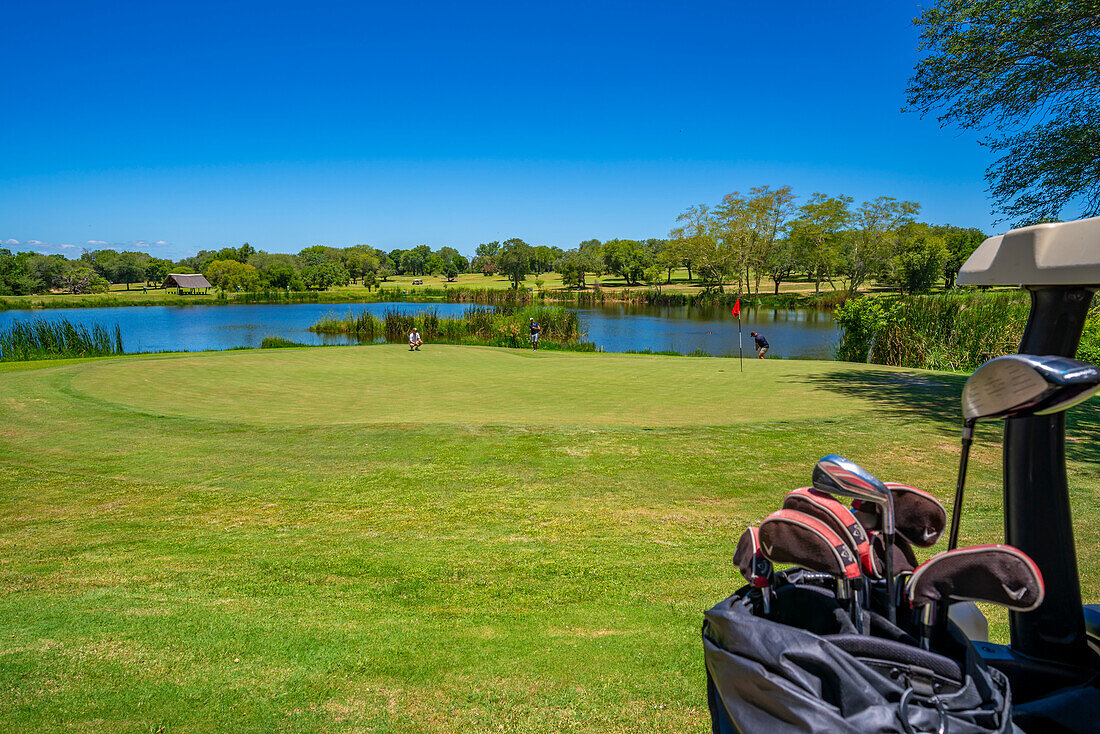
908, 544, 1045, 612
783, 487, 880, 577
758, 509, 861, 581
733, 526, 772, 588
855, 483, 946, 548
962, 354, 1100, 424
812, 455, 894, 535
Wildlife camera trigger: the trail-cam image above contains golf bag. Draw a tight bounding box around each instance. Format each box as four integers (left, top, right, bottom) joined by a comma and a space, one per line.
703, 573, 1017, 734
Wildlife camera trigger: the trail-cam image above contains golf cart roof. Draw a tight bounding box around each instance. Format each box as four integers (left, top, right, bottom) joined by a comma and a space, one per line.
957, 216, 1100, 287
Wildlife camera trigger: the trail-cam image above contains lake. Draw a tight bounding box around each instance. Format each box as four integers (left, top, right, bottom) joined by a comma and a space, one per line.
0, 302, 838, 359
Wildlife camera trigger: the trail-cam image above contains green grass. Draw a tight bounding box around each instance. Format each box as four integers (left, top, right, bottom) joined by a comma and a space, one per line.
2, 346, 1099, 732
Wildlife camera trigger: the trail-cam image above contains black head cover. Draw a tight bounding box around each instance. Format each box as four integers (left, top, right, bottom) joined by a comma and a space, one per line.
861, 483, 947, 548
758, 509, 861, 581
733, 527, 770, 586
783, 487, 880, 577
908, 544, 1044, 611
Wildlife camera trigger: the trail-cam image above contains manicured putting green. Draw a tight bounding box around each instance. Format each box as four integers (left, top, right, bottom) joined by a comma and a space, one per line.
67, 345, 920, 426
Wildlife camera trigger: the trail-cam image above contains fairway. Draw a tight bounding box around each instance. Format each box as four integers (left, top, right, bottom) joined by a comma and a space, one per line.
2, 346, 1099, 733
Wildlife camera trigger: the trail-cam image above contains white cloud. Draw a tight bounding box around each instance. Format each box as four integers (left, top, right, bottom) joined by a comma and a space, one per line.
85, 240, 108, 246
59, 244, 78, 249
3, 239, 19, 246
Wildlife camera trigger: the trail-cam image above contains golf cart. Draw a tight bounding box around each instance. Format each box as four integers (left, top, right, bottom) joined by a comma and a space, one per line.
704, 216, 1100, 733
954, 216, 1100, 722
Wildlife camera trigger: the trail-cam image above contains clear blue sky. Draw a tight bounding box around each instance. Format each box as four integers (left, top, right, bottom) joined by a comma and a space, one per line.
1, 0, 996, 260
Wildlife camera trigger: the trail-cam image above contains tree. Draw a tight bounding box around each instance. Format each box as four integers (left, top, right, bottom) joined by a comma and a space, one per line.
937, 225, 987, 288
643, 264, 664, 293
362, 269, 378, 291
442, 261, 458, 281
204, 259, 261, 292
788, 194, 853, 293
298, 245, 344, 268
710, 187, 795, 295
601, 239, 650, 285
474, 241, 500, 276
907, 0, 1100, 224
763, 238, 800, 295
343, 248, 378, 284
399, 250, 426, 276
497, 238, 531, 288
559, 251, 588, 289
426, 254, 446, 275
886, 222, 950, 294
843, 197, 920, 294
144, 258, 172, 286
115, 252, 147, 290
300, 261, 350, 291
61, 263, 110, 294
0, 249, 36, 295
264, 264, 302, 290
24, 254, 69, 292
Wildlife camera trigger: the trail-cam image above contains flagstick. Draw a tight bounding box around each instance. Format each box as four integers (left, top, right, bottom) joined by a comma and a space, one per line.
738, 313, 743, 372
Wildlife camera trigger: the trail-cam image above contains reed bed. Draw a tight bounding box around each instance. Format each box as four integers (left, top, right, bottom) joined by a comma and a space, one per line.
835, 291, 1033, 371
0, 317, 124, 361
311, 306, 588, 350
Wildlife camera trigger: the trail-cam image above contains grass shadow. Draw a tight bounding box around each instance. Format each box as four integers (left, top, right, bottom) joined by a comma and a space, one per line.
797, 367, 966, 433
799, 366, 1100, 464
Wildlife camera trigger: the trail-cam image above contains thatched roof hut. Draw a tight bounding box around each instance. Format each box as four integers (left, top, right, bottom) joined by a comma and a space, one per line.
165, 273, 212, 293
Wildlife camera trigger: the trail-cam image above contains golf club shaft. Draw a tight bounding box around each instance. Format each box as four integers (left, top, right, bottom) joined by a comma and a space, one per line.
884, 535, 896, 625
947, 424, 975, 551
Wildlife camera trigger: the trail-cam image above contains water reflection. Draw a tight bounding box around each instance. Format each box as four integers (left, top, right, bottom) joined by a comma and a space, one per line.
0, 302, 837, 359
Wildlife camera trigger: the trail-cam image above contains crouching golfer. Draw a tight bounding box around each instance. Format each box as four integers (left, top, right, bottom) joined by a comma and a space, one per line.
750, 330, 769, 358
409, 327, 422, 351
529, 318, 541, 351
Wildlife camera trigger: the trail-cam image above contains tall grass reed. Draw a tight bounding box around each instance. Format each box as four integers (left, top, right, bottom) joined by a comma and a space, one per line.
835, 291, 1032, 371
0, 317, 124, 361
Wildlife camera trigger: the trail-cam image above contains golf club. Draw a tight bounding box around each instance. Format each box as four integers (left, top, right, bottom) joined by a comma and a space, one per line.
907, 544, 1044, 650
783, 487, 879, 580
758, 509, 865, 633
733, 526, 772, 615
812, 455, 897, 624
948, 354, 1100, 550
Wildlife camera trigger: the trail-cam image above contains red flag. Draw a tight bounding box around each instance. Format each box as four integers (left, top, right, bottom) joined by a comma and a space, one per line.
731, 298, 740, 318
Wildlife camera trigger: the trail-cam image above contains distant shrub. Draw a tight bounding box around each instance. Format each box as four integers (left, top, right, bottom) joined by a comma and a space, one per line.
261, 337, 309, 349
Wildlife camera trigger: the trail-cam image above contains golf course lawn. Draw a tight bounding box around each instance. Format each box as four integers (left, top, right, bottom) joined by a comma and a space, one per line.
2, 345, 1098, 732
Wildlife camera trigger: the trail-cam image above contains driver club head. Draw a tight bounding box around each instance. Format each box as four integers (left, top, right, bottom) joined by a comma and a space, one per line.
962, 354, 1100, 425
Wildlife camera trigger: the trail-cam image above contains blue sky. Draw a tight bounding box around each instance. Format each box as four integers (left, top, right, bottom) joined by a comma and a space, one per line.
0, 0, 996, 260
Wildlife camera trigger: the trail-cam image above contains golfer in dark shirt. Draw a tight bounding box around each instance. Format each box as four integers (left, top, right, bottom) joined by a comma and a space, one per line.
529, 318, 541, 350
750, 331, 769, 358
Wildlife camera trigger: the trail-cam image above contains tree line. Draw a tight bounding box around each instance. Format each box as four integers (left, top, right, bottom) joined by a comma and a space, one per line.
0, 187, 985, 297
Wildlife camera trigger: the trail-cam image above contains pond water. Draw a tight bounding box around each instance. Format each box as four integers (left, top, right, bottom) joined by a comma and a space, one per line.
0, 302, 838, 359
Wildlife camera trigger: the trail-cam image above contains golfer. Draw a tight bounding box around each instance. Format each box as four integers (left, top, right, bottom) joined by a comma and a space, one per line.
409, 327, 422, 351
750, 331, 769, 358
529, 318, 541, 351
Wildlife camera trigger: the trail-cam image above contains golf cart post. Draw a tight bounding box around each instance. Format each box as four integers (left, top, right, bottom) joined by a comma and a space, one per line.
957, 216, 1100, 702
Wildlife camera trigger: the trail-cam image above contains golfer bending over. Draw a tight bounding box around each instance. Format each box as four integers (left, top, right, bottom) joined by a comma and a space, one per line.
750, 331, 769, 358
409, 327, 422, 351
529, 318, 541, 351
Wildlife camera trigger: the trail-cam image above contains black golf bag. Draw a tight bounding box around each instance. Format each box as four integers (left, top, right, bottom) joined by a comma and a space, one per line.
703, 572, 1017, 734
